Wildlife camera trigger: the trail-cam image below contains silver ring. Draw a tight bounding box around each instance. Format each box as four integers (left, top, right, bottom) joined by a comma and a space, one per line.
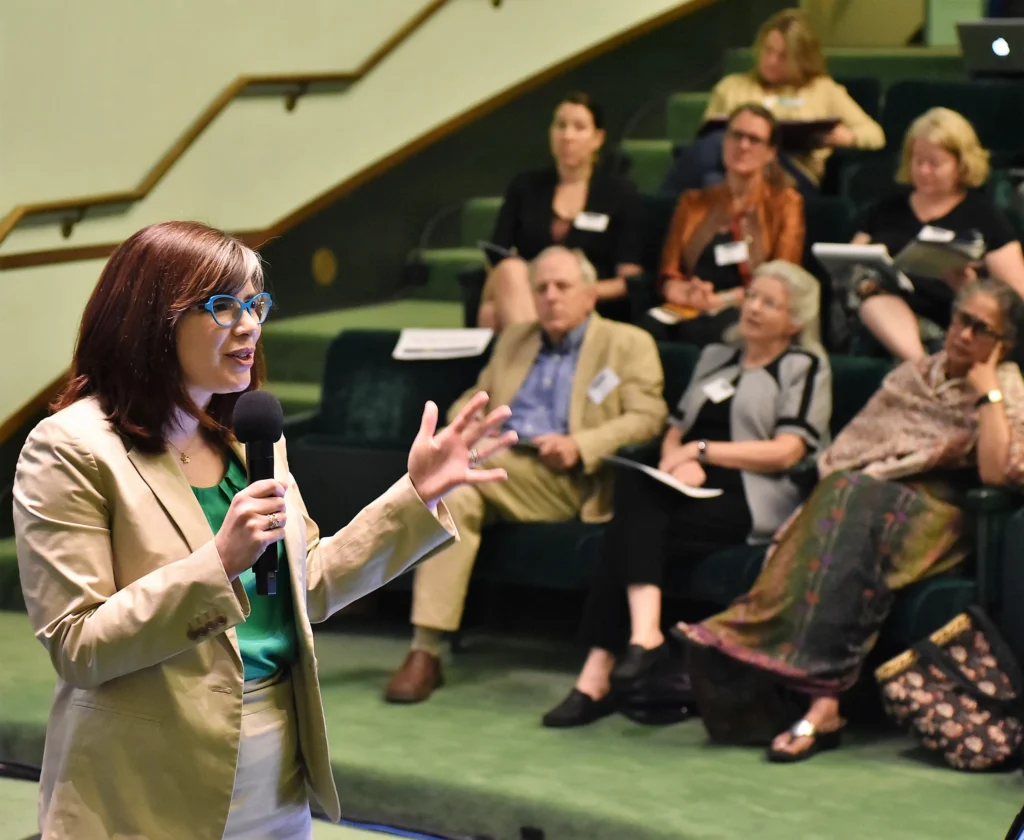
469, 448, 480, 466
267, 513, 280, 530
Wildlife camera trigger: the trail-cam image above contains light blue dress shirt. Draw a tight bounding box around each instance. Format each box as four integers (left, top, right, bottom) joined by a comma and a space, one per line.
506, 317, 590, 439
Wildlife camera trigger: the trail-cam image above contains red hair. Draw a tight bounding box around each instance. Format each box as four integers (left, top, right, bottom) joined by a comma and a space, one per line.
54, 221, 267, 453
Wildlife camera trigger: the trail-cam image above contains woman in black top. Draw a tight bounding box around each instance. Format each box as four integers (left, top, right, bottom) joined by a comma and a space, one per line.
479, 92, 644, 331
856, 107, 1024, 361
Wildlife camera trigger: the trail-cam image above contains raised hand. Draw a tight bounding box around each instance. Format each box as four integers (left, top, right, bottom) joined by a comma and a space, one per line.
407, 391, 517, 506
966, 344, 1003, 398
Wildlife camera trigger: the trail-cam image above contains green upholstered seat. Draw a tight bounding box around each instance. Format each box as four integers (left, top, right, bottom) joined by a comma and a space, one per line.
460, 196, 503, 249
620, 139, 674, 194
405, 247, 489, 302
665, 92, 710, 146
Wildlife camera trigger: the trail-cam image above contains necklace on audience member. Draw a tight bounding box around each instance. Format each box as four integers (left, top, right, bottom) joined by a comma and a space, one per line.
168, 433, 199, 465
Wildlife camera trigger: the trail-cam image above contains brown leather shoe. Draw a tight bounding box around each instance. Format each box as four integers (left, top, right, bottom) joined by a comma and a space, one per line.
384, 651, 444, 703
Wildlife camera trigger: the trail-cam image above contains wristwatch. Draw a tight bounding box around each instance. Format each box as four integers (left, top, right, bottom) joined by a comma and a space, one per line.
695, 440, 709, 463
975, 389, 1004, 408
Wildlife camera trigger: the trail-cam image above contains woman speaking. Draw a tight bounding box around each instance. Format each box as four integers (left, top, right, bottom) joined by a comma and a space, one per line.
13, 221, 516, 840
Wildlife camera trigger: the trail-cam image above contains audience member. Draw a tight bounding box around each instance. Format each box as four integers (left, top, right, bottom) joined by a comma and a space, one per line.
677, 279, 1024, 762
660, 8, 884, 198
652, 104, 805, 346
386, 246, 668, 703
856, 107, 1024, 361
479, 92, 643, 331
543, 261, 830, 728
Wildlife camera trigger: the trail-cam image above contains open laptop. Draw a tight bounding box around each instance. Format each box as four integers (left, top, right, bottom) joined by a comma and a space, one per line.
957, 19, 1024, 77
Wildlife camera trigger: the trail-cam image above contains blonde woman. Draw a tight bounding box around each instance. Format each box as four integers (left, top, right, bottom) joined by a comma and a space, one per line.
661, 8, 884, 197
857, 107, 1024, 362
544, 261, 831, 728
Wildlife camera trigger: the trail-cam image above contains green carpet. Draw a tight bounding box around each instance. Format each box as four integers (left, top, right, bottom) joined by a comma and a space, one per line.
1, 613, 1021, 839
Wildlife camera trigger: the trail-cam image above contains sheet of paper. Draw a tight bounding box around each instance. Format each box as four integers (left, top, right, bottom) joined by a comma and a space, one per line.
393, 328, 494, 361
603, 454, 724, 499
648, 306, 682, 325
893, 240, 976, 282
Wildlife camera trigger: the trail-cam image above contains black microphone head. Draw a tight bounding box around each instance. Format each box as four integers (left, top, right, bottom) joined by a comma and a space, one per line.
233, 390, 285, 443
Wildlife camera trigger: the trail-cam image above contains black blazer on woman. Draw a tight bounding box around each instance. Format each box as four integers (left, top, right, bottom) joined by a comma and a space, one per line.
489, 167, 643, 280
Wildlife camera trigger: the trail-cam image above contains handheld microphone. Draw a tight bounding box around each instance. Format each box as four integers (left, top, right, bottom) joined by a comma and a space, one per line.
232, 390, 285, 595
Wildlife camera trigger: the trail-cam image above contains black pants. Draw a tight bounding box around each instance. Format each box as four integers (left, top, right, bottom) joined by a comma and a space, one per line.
578, 467, 750, 654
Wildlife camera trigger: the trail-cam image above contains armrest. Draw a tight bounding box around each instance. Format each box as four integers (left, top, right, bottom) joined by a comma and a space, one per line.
964, 486, 1024, 514
626, 272, 658, 324
616, 438, 661, 467
786, 455, 820, 497
283, 410, 318, 440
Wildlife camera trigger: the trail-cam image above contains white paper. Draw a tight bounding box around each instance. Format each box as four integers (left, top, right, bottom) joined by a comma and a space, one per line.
603, 455, 724, 498
811, 242, 915, 293
393, 328, 494, 361
574, 212, 610, 232
647, 306, 682, 325
893, 239, 978, 282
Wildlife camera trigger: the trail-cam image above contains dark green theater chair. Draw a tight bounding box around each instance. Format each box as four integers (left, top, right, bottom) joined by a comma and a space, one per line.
287, 330, 490, 537
802, 195, 855, 348
881, 80, 1024, 154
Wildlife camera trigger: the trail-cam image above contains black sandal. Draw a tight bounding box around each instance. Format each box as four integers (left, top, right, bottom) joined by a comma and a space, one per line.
766, 718, 843, 764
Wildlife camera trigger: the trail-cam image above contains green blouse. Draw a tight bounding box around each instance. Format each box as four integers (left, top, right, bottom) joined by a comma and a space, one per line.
191, 456, 297, 681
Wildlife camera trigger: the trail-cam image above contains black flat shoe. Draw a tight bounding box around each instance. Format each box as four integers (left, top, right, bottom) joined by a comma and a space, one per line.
542, 688, 616, 728
766, 718, 843, 763
611, 642, 669, 686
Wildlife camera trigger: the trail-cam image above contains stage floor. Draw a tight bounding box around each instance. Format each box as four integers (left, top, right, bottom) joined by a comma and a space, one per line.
2, 612, 1022, 839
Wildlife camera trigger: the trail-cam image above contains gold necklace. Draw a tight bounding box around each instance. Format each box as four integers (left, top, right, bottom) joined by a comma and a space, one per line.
168, 435, 198, 465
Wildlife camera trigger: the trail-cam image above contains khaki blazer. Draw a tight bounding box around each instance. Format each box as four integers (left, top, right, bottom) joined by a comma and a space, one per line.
449, 314, 667, 522
13, 396, 457, 840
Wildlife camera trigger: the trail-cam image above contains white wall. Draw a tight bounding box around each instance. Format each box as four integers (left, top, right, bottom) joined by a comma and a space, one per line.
0, 0, 691, 420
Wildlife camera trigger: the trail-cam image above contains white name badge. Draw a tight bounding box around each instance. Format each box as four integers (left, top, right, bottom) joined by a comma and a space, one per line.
702, 377, 736, 404
574, 212, 610, 233
587, 367, 621, 405
777, 95, 805, 109
918, 225, 956, 243
714, 240, 749, 266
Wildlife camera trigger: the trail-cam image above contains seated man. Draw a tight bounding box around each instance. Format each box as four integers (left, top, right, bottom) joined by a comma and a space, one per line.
385, 245, 668, 703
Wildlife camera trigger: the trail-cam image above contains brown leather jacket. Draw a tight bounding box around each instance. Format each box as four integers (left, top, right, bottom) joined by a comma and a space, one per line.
659, 179, 805, 291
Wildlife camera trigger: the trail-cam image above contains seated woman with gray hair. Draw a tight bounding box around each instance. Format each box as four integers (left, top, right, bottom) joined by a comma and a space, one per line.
544, 260, 831, 728
677, 279, 1024, 763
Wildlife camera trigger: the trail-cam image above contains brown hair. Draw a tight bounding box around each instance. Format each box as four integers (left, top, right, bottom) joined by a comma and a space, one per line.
752, 8, 826, 88
555, 91, 605, 131
726, 103, 794, 190
54, 221, 267, 454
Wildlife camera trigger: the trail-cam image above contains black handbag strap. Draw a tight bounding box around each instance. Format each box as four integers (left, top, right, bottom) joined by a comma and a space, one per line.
916, 639, 1024, 717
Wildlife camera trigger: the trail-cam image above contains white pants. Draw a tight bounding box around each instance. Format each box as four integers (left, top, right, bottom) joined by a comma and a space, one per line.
222, 670, 313, 840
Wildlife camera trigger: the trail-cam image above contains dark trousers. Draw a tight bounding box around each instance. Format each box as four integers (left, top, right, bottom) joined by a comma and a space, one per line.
658, 130, 819, 200
578, 467, 744, 654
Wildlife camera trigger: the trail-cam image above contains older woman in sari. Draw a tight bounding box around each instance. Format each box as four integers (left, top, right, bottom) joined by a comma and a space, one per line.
676, 279, 1024, 762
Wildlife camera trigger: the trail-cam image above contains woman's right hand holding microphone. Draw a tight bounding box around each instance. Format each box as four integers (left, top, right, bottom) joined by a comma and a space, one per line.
214, 479, 288, 581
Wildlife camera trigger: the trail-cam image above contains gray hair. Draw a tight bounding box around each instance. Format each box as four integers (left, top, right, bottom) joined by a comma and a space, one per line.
529, 245, 598, 288
955, 278, 1024, 347
725, 260, 825, 356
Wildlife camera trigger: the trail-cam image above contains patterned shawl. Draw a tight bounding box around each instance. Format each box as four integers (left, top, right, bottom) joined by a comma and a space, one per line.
818, 352, 1024, 484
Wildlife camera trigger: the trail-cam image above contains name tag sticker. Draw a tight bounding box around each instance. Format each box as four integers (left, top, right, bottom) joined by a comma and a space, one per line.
918, 225, 956, 243
702, 377, 736, 404
587, 367, 621, 405
777, 95, 805, 108
574, 212, 610, 233
714, 240, 749, 266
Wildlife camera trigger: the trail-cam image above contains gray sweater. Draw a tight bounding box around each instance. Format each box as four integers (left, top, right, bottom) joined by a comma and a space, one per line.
670, 343, 832, 543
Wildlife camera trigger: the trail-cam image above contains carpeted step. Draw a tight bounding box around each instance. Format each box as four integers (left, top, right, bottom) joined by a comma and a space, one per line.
2, 613, 1020, 840
0, 539, 23, 613
724, 45, 965, 86
261, 301, 463, 384
620, 139, 674, 193
263, 381, 321, 418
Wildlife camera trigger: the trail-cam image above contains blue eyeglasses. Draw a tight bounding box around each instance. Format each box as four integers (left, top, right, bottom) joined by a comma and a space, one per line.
198, 292, 273, 327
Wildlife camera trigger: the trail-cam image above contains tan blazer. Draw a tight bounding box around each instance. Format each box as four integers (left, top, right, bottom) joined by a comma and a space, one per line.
13, 396, 457, 840
449, 314, 667, 522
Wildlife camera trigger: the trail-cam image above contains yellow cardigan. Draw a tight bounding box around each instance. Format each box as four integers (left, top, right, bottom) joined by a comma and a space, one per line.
706, 73, 885, 183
